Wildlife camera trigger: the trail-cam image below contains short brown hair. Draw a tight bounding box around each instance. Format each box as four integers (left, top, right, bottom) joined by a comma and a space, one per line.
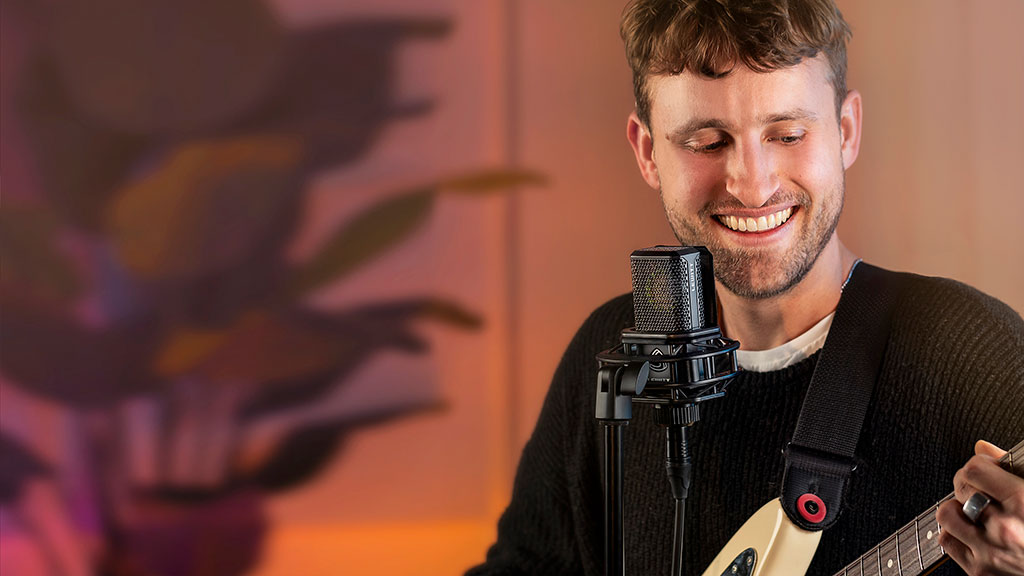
621, 0, 852, 127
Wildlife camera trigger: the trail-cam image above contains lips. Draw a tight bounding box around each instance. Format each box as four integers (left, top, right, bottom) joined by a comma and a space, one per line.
717, 207, 794, 233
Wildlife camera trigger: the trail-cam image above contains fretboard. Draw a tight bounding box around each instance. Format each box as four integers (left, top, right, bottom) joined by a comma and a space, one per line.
832, 439, 1023, 576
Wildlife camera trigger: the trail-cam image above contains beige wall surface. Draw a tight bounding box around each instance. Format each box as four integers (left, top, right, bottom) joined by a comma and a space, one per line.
841, 0, 1024, 310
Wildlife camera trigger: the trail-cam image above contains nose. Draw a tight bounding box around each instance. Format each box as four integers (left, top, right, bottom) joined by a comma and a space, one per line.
724, 140, 778, 208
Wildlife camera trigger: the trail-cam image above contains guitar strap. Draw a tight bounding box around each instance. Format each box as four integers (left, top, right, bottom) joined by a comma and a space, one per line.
780, 262, 907, 531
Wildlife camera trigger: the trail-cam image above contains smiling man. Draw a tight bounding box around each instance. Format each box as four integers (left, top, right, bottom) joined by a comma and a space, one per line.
468, 2, 1024, 575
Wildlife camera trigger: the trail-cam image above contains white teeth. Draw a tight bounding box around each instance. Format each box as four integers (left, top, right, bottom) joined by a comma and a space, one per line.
718, 207, 793, 232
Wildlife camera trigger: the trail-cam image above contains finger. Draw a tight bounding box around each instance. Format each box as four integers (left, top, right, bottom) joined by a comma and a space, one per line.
937, 529, 975, 574
953, 455, 996, 503
937, 497, 986, 550
955, 455, 1024, 505
976, 439, 1007, 459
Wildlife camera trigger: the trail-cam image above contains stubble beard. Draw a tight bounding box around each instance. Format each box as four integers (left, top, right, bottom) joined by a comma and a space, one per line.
662, 181, 844, 300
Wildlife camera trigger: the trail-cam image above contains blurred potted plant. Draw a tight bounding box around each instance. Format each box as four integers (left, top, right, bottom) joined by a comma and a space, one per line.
0, 1, 543, 574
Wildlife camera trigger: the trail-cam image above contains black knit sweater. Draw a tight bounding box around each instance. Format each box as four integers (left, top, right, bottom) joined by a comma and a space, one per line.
468, 269, 1024, 576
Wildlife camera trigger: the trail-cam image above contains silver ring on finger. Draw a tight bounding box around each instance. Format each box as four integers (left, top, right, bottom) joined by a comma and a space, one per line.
962, 491, 992, 524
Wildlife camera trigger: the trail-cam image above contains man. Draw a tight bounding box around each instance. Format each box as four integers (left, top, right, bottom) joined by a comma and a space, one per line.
468, 1, 1024, 575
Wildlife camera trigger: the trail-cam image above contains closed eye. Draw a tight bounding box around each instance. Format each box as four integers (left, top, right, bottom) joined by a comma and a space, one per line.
766, 126, 807, 145
695, 140, 728, 153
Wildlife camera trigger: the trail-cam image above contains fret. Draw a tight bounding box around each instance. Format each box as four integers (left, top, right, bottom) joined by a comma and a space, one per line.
844, 559, 863, 576
913, 517, 923, 570
897, 521, 921, 574
878, 535, 900, 576
1004, 439, 1024, 474
917, 501, 945, 567
861, 548, 880, 576
896, 531, 904, 575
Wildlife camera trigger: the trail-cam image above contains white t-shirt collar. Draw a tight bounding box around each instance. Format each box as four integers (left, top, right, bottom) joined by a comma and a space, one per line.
735, 312, 834, 373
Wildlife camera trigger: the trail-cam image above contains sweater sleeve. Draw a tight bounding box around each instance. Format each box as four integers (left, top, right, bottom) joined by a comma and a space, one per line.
466, 295, 632, 576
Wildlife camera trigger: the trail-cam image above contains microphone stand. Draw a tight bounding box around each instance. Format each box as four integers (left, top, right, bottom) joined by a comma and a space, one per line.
595, 327, 739, 576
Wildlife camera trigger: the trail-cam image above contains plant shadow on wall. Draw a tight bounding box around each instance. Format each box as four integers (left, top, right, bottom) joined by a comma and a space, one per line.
0, 1, 542, 575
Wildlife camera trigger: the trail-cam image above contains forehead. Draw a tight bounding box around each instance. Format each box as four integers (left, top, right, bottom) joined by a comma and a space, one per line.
647, 57, 835, 129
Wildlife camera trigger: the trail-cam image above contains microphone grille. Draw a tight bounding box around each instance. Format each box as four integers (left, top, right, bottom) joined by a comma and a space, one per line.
629, 246, 709, 333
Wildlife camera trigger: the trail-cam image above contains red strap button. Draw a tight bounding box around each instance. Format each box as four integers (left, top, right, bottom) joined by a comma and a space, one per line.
797, 493, 827, 524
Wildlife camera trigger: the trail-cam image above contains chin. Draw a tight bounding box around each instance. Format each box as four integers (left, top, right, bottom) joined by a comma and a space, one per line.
714, 254, 813, 300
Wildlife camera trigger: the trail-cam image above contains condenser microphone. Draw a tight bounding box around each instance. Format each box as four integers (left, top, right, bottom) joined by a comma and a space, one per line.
620, 245, 736, 389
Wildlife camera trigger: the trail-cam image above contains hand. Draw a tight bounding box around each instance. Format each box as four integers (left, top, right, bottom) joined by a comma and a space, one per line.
937, 440, 1024, 576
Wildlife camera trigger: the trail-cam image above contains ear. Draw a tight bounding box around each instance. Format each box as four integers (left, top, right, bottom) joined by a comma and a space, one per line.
839, 89, 862, 170
627, 111, 661, 190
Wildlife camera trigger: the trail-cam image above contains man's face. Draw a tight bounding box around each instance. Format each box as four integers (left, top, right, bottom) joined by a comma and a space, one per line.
630, 57, 860, 299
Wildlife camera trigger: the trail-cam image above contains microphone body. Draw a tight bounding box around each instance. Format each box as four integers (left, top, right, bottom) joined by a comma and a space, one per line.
619, 246, 736, 392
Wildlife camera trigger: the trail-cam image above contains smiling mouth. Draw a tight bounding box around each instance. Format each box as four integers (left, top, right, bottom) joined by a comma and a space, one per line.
717, 207, 794, 233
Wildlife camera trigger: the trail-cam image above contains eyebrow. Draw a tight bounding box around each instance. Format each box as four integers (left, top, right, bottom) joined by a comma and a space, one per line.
758, 108, 820, 125
666, 108, 820, 143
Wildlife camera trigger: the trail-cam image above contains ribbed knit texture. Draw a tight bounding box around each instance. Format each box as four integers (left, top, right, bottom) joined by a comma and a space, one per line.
468, 269, 1024, 576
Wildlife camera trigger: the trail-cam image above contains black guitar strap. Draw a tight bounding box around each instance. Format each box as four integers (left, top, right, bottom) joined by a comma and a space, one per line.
780, 262, 907, 531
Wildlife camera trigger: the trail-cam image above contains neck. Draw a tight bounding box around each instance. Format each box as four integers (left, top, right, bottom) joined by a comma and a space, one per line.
716, 235, 859, 351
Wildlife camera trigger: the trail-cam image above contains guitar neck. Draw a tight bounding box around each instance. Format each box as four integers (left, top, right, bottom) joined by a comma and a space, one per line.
833, 440, 1023, 576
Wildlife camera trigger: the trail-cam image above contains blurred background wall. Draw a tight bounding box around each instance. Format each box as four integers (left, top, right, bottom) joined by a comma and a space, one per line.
1, 1, 1021, 575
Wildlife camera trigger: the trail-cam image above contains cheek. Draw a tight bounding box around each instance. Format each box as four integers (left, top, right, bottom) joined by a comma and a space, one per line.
781, 142, 840, 191
659, 152, 724, 206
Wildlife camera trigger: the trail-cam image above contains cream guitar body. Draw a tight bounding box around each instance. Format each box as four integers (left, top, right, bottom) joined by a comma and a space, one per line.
700, 499, 820, 576
700, 439, 1023, 576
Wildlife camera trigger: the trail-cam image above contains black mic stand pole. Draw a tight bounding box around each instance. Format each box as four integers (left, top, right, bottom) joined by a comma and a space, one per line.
595, 361, 650, 576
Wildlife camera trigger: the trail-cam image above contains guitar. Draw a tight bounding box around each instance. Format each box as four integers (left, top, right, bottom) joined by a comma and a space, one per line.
700, 440, 1024, 576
